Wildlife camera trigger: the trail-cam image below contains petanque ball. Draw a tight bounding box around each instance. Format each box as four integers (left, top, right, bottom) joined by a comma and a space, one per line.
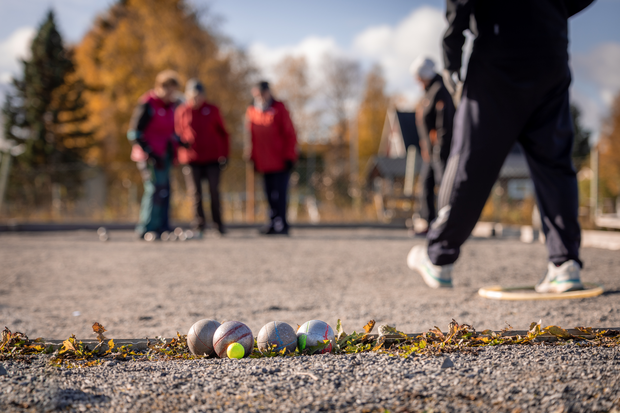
213, 321, 254, 358
187, 319, 221, 356
297, 320, 335, 354
257, 321, 297, 354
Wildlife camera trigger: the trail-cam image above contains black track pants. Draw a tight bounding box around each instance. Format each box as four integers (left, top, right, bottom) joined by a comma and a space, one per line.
427, 54, 581, 267
184, 162, 223, 231
263, 171, 290, 231
418, 157, 447, 224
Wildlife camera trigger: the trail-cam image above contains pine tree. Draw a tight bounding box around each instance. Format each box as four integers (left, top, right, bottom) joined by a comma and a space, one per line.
2, 10, 92, 170
2, 10, 93, 213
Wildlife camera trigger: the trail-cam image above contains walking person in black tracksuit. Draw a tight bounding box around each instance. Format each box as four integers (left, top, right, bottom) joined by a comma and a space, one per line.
407, 0, 594, 293
410, 57, 455, 235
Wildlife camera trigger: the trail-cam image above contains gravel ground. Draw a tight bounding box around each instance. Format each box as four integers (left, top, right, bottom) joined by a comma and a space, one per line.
1, 228, 619, 412
1, 345, 619, 412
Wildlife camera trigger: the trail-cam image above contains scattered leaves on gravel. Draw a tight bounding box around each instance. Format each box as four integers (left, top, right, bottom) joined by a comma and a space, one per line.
1, 320, 619, 368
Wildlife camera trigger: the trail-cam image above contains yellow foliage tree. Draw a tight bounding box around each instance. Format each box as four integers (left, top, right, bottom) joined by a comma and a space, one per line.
357, 64, 390, 168
74, 0, 255, 165
273, 55, 316, 142
598, 92, 620, 201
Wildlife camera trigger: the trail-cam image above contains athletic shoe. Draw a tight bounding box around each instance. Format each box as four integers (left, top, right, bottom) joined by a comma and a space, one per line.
535, 260, 583, 293
407, 245, 453, 288
259, 226, 289, 236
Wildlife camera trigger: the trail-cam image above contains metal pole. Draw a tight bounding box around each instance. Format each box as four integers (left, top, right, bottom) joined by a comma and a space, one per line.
0, 151, 12, 213
349, 113, 360, 211
245, 162, 255, 223
403, 146, 417, 197
591, 146, 598, 221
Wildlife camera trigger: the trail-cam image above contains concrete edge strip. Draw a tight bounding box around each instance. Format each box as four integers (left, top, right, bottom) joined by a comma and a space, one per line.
37, 327, 620, 352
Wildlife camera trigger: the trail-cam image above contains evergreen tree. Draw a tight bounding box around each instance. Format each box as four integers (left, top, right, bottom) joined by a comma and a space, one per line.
1, 10, 93, 204
570, 103, 591, 171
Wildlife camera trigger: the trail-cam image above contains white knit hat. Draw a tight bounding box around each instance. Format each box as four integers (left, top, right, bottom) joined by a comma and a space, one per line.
409, 56, 436, 80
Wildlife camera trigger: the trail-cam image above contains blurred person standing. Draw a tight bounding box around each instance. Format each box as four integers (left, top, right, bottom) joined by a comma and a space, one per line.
245, 81, 298, 235
127, 70, 181, 240
407, 0, 593, 292
410, 57, 455, 235
175, 79, 230, 236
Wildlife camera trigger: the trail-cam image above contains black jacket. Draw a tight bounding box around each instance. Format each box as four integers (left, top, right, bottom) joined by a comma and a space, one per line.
417, 74, 455, 163
443, 0, 595, 72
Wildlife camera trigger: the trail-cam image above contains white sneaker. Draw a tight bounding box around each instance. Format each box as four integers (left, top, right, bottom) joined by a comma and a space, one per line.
535, 260, 583, 293
407, 245, 453, 288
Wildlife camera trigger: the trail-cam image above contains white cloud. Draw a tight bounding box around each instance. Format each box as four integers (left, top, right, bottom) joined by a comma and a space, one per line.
248, 6, 447, 109
249, 36, 342, 85
352, 5, 446, 100
573, 42, 620, 94
571, 42, 620, 138
0, 26, 35, 84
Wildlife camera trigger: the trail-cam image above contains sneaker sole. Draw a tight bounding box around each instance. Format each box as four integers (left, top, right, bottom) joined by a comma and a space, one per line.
407, 247, 452, 289
535, 281, 584, 294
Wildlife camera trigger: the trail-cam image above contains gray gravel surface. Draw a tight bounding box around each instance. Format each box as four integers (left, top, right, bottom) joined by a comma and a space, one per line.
1, 345, 619, 412
1, 228, 620, 412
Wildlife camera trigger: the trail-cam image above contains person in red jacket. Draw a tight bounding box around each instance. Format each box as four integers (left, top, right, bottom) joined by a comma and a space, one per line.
175, 79, 230, 235
127, 70, 181, 240
245, 81, 298, 235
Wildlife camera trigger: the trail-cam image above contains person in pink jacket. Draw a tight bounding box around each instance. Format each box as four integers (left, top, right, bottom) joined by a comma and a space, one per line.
127, 70, 181, 239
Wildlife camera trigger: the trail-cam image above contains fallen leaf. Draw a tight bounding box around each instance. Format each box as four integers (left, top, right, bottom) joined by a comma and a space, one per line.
363, 320, 375, 334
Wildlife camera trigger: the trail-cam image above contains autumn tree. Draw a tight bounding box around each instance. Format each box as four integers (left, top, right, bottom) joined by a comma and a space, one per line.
2, 10, 93, 203
75, 0, 255, 166
272, 55, 318, 142
321, 54, 361, 145
598, 92, 620, 202
357, 64, 390, 168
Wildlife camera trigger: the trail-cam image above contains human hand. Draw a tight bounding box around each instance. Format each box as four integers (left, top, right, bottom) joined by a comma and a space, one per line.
442, 69, 459, 96
218, 157, 228, 170
148, 154, 165, 169
285, 160, 295, 172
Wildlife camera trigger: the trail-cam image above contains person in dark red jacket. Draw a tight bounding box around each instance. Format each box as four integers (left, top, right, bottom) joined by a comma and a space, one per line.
175, 79, 230, 235
245, 81, 298, 235
127, 70, 181, 240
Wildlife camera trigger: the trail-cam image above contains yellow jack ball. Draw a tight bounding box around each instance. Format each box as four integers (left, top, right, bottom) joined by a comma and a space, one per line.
227, 342, 245, 359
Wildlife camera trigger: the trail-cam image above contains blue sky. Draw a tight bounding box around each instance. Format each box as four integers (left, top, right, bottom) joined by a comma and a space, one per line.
0, 0, 619, 139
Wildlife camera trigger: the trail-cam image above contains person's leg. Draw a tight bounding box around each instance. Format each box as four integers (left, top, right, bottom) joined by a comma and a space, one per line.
274, 171, 290, 232
151, 154, 172, 234
418, 161, 436, 224
136, 161, 155, 237
205, 163, 224, 233
263, 172, 277, 229
184, 164, 206, 231
518, 62, 581, 268
426, 56, 529, 266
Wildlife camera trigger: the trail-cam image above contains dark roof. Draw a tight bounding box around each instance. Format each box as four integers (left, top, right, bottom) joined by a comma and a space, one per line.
367, 157, 407, 179
395, 111, 419, 149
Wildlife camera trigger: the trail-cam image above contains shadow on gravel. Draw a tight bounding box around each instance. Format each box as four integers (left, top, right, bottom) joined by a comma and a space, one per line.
602, 290, 620, 296
53, 388, 109, 410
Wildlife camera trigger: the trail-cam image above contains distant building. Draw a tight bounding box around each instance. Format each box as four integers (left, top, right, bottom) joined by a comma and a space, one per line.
366, 108, 422, 221
366, 106, 532, 222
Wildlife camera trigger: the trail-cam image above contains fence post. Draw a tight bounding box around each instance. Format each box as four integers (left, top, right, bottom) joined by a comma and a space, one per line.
403, 146, 417, 197
245, 162, 254, 223
590, 146, 598, 221
0, 151, 12, 213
